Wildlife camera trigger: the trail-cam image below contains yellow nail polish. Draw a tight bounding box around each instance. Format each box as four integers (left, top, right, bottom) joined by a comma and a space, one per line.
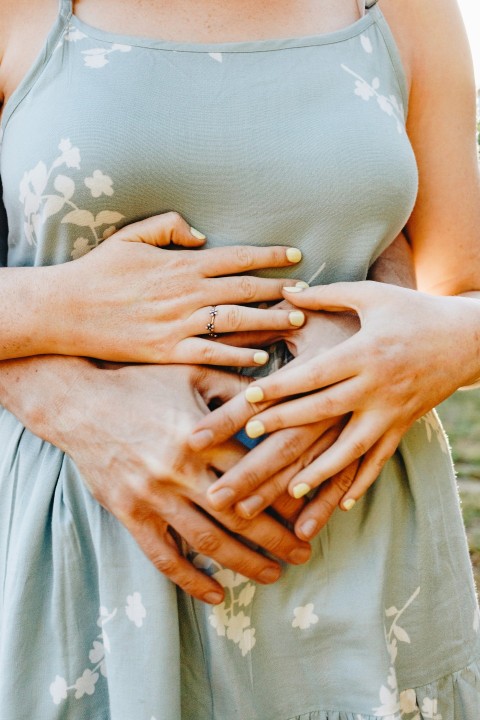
284, 286, 304, 293
245, 386, 265, 403
295, 281, 310, 288
246, 419, 266, 439
292, 483, 311, 499
253, 351, 269, 366
342, 498, 356, 511
190, 226, 206, 239
286, 248, 302, 263
289, 311, 305, 327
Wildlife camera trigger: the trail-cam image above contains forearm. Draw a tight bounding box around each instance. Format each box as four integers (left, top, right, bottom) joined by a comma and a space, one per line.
368, 232, 416, 288
0, 354, 97, 445
0, 265, 63, 359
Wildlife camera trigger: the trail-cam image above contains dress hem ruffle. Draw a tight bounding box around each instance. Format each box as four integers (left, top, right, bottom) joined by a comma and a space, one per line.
283, 656, 480, 719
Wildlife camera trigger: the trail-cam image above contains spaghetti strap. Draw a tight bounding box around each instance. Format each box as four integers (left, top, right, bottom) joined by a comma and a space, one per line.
365, 0, 380, 8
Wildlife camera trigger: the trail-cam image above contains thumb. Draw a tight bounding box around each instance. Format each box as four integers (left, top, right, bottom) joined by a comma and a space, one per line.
282, 281, 373, 314
196, 368, 251, 406
113, 211, 207, 248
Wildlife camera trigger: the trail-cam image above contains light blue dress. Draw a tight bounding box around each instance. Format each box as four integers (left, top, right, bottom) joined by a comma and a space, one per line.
0, 1, 479, 717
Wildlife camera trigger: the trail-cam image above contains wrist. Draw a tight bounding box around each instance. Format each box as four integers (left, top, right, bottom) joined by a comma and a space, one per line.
0, 355, 98, 445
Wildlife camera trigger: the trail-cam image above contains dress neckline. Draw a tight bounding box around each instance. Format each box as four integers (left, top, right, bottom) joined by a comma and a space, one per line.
69, 8, 376, 53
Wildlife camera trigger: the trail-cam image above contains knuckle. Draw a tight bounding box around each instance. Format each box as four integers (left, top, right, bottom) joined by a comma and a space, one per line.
352, 439, 368, 457
164, 210, 183, 228
239, 276, 257, 302
313, 394, 336, 418
199, 342, 218, 364
225, 306, 243, 331
278, 432, 303, 463
305, 364, 322, 390
333, 471, 355, 494
233, 246, 254, 270
151, 553, 180, 577
193, 530, 222, 555
241, 467, 264, 491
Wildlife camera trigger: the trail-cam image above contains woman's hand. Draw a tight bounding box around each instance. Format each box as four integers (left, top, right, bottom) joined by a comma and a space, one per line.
188, 235, 414, 538
197, 281, 480, 515
189, 308, 360, 538
15, 212, 305, 366
4, 356, 311, 604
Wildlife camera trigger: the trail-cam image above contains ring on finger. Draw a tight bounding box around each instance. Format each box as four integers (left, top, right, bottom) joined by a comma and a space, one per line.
206, 306, 218, 338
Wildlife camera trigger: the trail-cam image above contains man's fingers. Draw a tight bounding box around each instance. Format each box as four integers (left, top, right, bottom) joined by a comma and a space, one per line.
122, 514, 226, 604
207, 421, 331, 511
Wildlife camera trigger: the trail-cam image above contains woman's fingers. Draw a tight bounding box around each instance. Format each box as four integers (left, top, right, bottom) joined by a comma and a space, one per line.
338, 431, 402, 509
198, 244, 303, 277
294, 461, 360, 540
206, 421, 332, 511
188, 304, 305, 336
287, 411, 388, 498
243, 381, 361, 438
113, 211, 208, 248
119, 513, 227, 604
189, 391, 270, 450
234, 422, 346, 518
209, 276, 304, 305
171, 337, 272, 368
282, 281, 373, 314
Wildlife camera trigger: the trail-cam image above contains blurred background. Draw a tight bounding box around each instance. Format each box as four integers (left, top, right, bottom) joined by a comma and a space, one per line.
437, 0, 480, 589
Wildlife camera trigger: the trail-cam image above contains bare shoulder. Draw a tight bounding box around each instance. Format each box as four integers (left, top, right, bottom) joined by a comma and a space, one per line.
380, 0, 474, 97
0, 0, 58, 108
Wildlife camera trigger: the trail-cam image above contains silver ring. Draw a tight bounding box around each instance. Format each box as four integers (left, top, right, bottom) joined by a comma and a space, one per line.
206, 306, 218, 337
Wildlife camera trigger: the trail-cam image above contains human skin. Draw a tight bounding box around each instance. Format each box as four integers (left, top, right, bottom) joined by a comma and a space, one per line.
188, 0, 480, 538
1, 0, 480, 600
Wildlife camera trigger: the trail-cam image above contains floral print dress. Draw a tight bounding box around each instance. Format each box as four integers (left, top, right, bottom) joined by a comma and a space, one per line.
0, 0, 479, 718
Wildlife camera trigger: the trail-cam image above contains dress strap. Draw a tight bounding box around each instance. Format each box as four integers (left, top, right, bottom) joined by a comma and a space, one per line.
59, 0, 73, 13
365, 0, 380, 7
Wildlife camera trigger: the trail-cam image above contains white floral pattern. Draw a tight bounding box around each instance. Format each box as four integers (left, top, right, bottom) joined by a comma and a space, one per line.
193, 555, 257, 656
373, 587, 442, 719
81, 43, 132, 69
49, 595, 146, 706
341, 32, 405, 135
292, 603, 319, 630
18, 139, 124, 256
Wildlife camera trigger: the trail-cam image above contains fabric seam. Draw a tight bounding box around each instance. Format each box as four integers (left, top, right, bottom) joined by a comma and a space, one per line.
0, 8, 72, 134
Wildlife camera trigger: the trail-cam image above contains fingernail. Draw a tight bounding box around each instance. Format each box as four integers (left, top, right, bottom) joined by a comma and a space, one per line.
284, 286, 304, 293
245, 419, 266, 439
190, 226, 206, 239
286, 248, 302, 263
258, 566, 281, 584
292, 482, 311, 499
299, 519, 318, 539
204, 591, 224, 604
342, 498, 356, 511
253, 351, 269, 366
289, 311, 305, 327
237, 495, 264, 518
207, 486, 236, 508
245, 386, 265, 403
288, 547, 311, 564
295, 281, 310, 288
